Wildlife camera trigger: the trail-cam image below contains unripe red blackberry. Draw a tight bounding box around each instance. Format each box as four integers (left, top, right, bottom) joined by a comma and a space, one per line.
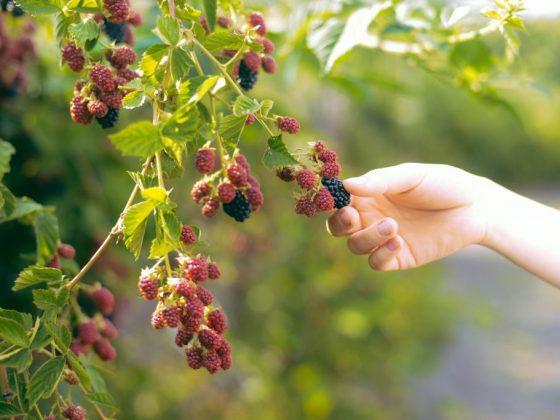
117, 67, 138, 82
217, 340, 232, 370
57, 243, 76, 259
182, 316, 201, 334
99, 318, 118, 340
296, 169, 316, 190
195, 147, 216, 174
261, 56, 277, 74
138, 274, 158, 300
124, 23, 135, 46
186, 347, 203, 369
47, 256, 61, 269
199, 328, 222, 350
248, 11, 267, 36
313, 188, 335, 212
318, 149, 337, 163
256, 37, 275, 54
90, 64, 116, 92
175, 328, 193, 347
248, 174, 260, 188
207, 309, 227, 334
78, 320, 98, 345
246, 114, 256, 125
246, 186, 264, 211
196, 286, 214, 306
180, 225, 197, 245
128, 10, 143, 26
191, 181, 212, 203
320, 161, 341, 179
202, 350, 221, 374
217, 16, 231, 28
175, 279, 196, 298
276, 167, 296, 182
151, 310, 166, 329
232, 62, 240, 78
207, 262, 221, 280
86, 100, 109, 118
64, 370, 80, 385
295, 196, 316, 218
217, 182, 236, 204
221, 49, 238, 58
243, 51, 261, 72
107, 46, 136, 68
199, 15, 210, 34
185, 298, 205, 320
99, 90, 123, 109
61, 43, 85, 72
235, 153, 251, 171
104, 0, 130, 22
277, 117, 300, 134
201, 197, 220, 218
93, 338, 116, 361
220, 351, 232, 370
162, 305, 181, 328
313, 140, 327, 153
226, 163, 248, 187
91, 287, 114, 316
62, 405, 86, 420
70, 96, 93, 125
70, 339, 89, 356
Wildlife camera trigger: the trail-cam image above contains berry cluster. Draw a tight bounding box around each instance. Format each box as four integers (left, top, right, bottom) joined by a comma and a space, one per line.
191, 150, 263, 222
277, 141, 350, 217
137, 252, 232, 374
0, 14, 36, 99
61, 405, 87, 420
71, 286, 118, 362
93, 0, 142, 45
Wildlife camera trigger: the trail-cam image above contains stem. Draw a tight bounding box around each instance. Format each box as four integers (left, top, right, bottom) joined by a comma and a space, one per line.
0, 367, 8, 391
67, 156, 153, 290
78, 382, 107, 420
34, 405, 44, 420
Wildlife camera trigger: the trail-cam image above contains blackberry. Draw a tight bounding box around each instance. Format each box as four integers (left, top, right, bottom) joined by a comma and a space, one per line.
320, 161, 341, 179
245, 114, 256, 125
277, 117, 300, 134
207, 309, 227, 334
104, 0, 129, 22
191, 181, 212, 203
91, 287, 114, 315
256, 37, 275, 54
237, 60, 258, 91
314, 141, 327, 153
202, 351, 221, 374
261, 56, 277, 74
151, 311, 165, 329
186, 347, 203, 369
202, 197, 220, 218
243, 51, 261, 72
226, 163, 248, 187
180, 225, 197, 245
196, 286, 214, 306
223, 190, 252, 222
296, 169, 316, 190
103, 20, 127, 44
90, 64, 116, 92
162, 306, 181, 328
247, 174, 260, 188
321, 177, 350, 209
118, 67, 138, 82
207, 262, 221, 280
235, 153, 251, 172
99, 90, 123, 109
276, 167, 296, 182
138, 274, 158, 300
175, 279, 196, 298
313, 188, 335, 212
199, 328, 222, 350
70, 96, 93, 125
93, 338, 117, 361
295, 196, 315, 218
70, 339, 89, 356
62, 405, 86, 420
78, 321, 98, 345
64, 370, 80, 385
248, 11, 267, 36
100, 318, 118, 340
96, 107, 119, 129
46, 256, 61, 269
185, 298, 205, 320
61, 43, 85, 72
185, 256, 209, 283
106, 46, 136, 68
217, 16, 231, 28
246, 186, 263, 211
88, 100, 109, 118
128, 11, 143, 26
195, 147, 216, 174
217, 182, 236, 204
175, 328, 193, 347
58, 243, 76, 259
318, 149, 337, 163
182, 316, 201, 334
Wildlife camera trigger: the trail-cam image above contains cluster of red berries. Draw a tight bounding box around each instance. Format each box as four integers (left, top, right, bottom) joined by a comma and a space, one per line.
277, 141, 350, 217
71, 286, 118, 362
60, 404, 86, 420
65, 45, 138, 128
93, 0, 142, 45
0, 14, 36, 99
137, 245, 231, 374
191, 150, 263, 222
276, 116, 301, 135
46, 242, 76, 269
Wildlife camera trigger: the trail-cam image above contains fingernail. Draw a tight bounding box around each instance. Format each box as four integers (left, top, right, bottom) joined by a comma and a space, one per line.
340, 211, 351, 227
377, 220, 392, 236
386, 238, 400, 251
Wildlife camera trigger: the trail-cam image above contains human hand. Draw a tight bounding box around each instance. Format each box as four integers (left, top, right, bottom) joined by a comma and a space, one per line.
327, 163, 492, 271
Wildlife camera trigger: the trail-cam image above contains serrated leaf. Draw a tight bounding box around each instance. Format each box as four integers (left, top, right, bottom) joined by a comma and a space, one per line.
0, 140, 15, 179
109, 121, 163, 158
32, 289, 58, 311
125, 218, 148, 259
0, 310, 32, 330
65, 0, 100, 12
123, 201, 157, 259
0, 348, 31, 372
0, 402, 23, 417
13, 266, 62, 291
0, 318, 29, 348
1, 197, 42, 223
139, 44, 169, 77
202, 0, 217, 31
44, 323, 71, 354
34, 211, 59, 265
26, 357, 65, 407
66, 352, 92, 390
122, 90, 147, 110
30, 322, 52, 350
161, 105, 199, 142
204, 31, 244, 51
260, 99, 274, 116
141, 187, 168, 203
87, 392, 117, 409
262, 135, 298, 171
219, 114, 246, 144
233, 96, 261, 116
170, 47, 193, 82
0, 184, 16, 217
68, 18, 100, 48
14, 0, 61, 15
157, 15, 180, 45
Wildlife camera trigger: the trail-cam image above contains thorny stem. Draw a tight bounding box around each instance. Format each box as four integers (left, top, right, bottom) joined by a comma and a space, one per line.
67, 156, 153, 290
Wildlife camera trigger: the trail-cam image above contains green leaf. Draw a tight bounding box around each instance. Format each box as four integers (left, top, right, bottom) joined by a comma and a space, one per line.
109, 121, 163, 158
481, 9, 501, 20
45, 323, 71, 354
65, 0, 100, 12
87, 392, 117, 409
14, 0, 61, 15
218, 114, 246, 144
202, 0, 217, 31
0, 140, 15, 179
0, 197, 42, 223
139, 44, 169, 77
161, 106, 199, 142
141, 187, 168, 203
26, 357, 65, 407
123, 200, 158, 259
0, 348, 32, 371
170, 47, 193, 82
157, 15, 180, 45
68, 18, 100, 48
0, 318, 29, 348
13, 266, 62, 291
66, 352, 92, 390
0, 185, 16, 217
204, 31, 244, 51
32, 289, 58, 311
0, 310, 32, 330
260, 99, 274, 116
34, 211, 59, 265
0, 402, 23, 418
233, 96, 261, 117
123, 90, 147, 110
30, 323, 52, 350
262, 135, 298, 171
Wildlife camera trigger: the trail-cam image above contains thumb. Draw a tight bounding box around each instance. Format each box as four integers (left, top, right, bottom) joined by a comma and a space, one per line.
344, 163, 427, 197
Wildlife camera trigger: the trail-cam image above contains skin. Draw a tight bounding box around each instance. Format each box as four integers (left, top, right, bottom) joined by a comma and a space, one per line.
327, 163, 560, 287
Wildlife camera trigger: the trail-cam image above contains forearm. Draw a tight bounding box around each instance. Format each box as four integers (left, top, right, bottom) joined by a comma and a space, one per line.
479, 178, 560, 286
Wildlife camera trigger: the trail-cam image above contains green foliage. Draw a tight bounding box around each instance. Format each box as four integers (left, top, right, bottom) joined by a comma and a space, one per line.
263, 135, 299, 170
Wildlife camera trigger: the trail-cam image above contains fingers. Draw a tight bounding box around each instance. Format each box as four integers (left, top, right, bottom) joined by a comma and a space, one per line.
347, 218, 398, 255
326, 206, 362, 237
343, 163, 428, 197
368, 236, 403, 271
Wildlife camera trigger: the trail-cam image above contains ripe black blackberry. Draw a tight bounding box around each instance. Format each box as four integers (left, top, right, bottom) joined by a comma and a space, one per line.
223, 190, 252, 222
96, 108, 119, 129
321, 177, 350, 209
103, 20, 127, 43
237, 60, 258, 91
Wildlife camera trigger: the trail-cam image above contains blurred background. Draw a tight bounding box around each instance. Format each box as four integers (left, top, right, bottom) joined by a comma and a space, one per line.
1, 0, 560, 418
